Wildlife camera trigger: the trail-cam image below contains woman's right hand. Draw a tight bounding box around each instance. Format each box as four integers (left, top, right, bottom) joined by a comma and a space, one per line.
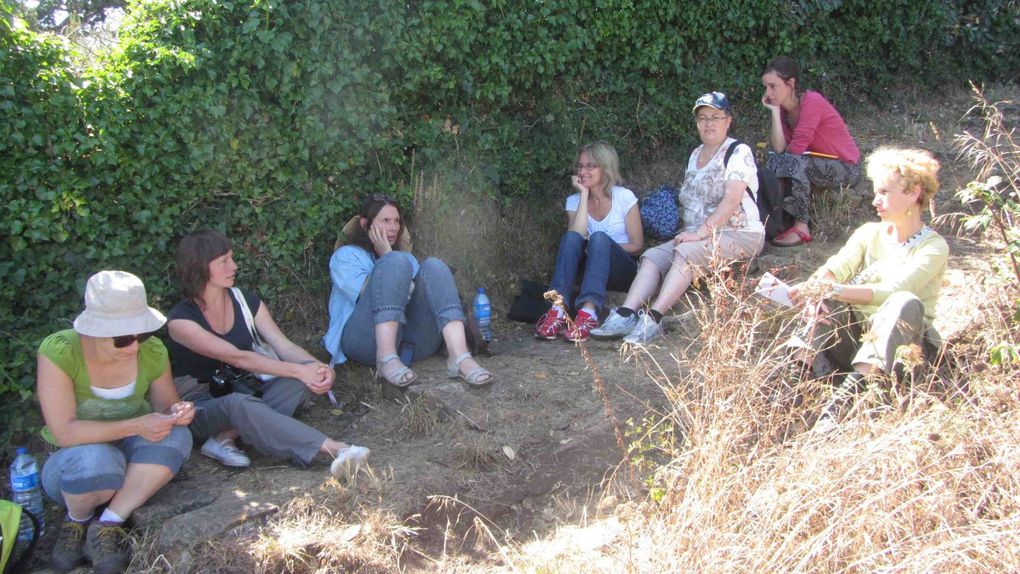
761, 94, 780, 114
135, 412, 177, 442
571, 175, 589, 197
368, 223, 392, 257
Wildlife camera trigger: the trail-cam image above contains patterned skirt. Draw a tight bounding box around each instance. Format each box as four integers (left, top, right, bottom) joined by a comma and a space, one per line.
767, 152, 862, 223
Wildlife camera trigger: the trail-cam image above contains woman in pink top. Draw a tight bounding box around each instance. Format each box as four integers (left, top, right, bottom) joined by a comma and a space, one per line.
762, 57, 861, 246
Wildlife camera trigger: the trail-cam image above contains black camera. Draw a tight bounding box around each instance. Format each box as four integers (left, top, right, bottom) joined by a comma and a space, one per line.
206, 366, 262, 398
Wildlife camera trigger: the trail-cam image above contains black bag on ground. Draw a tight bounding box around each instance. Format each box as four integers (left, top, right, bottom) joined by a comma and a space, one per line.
507, 279, 551, 323
723, 140, 791, 241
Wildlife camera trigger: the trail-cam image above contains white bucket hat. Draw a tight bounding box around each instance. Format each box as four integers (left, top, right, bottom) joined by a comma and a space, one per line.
72, 270, 167, 337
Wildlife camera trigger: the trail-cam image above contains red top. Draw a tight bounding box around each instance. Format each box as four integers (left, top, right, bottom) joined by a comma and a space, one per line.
781, 91, 860, 165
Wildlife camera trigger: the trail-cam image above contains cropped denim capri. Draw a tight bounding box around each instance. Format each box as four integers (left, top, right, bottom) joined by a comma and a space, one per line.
40, 426, 192, 506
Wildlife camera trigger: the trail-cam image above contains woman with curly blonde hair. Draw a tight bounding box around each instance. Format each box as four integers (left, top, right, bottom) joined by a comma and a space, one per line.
786, 147, 948, 432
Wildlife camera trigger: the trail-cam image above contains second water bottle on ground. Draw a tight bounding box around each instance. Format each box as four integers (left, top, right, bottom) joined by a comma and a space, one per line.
472, 287, 492, 342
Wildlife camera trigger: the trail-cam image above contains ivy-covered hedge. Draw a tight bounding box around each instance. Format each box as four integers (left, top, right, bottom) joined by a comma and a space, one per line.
1, 0, 1017, 446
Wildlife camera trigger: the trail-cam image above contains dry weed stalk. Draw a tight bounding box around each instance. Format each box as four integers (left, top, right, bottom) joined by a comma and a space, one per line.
544, 289, 630, 471
953, 83, 1020, 286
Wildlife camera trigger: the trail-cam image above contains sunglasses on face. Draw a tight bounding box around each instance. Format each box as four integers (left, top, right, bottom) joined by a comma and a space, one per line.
112, 333, 154, 348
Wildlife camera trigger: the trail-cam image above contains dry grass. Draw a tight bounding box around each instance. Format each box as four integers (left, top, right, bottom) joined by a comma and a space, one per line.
513, 256, 1020, 573
142, 478, 417, 574
397, 395, 446, 440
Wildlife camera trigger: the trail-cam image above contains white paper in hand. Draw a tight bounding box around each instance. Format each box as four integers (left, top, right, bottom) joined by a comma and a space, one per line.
756, 272, 794, 307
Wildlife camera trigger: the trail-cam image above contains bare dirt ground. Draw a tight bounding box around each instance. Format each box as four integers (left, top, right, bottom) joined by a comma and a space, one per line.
25, 83, 1016, 573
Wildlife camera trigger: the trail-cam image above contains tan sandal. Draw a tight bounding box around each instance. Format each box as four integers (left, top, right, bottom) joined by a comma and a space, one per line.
376, 354, 416, 388
447, 352, 493, 387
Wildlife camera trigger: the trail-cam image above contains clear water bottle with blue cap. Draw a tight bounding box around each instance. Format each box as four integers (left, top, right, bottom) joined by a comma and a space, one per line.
9, 447, 45, 542
472, 287, 492, 342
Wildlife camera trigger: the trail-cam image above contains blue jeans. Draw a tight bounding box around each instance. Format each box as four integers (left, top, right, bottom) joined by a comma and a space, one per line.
341, 253, 465, 365
548, 231, 638, 312
41, 426, 192, 506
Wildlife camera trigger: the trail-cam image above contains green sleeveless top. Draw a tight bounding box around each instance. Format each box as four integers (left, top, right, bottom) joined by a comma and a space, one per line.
38, 329, 168, 444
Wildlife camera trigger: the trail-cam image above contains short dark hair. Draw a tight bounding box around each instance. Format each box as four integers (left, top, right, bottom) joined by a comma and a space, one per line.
176, 229, 232, 304
346, 195, 406, 253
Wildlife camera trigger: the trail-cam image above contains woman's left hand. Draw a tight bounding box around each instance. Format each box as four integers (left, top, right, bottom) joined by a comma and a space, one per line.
673, 231, 703, 245
168, 401, 196, 426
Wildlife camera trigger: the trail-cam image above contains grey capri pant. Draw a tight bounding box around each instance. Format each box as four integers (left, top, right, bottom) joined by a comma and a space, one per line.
41, 425, 192, 506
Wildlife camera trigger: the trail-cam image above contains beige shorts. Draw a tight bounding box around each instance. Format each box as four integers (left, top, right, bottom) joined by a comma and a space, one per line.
641, 229, 764, 276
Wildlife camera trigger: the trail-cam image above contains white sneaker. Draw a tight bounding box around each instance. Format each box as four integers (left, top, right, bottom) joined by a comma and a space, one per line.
811, 414, 839, 434
200, 437, 251, 467
330, 445, 371, 478
590, 308, 639, 339
623, 311, 663, 345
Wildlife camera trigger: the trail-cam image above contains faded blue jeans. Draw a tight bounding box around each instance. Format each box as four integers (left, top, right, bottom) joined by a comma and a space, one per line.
548, 231, 638, 312
341, 253, 465, 365
40, 426, 192, 506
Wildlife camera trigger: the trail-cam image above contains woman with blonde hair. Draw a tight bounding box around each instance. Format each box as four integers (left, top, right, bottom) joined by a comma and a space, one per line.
535, 141, 644, 343
786, 147, 948, 432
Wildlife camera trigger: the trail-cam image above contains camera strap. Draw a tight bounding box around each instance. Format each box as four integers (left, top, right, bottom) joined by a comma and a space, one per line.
232, 287, 265, 346
231, 288, 280, 382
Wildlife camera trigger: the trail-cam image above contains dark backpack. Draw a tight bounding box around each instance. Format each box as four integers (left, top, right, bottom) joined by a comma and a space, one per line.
638, 184, 681, 241
723, 140, 790, 241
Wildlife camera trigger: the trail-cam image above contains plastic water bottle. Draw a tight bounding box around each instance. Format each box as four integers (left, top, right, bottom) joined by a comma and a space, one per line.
472, 287, 492, 342
10, 447, 45, 542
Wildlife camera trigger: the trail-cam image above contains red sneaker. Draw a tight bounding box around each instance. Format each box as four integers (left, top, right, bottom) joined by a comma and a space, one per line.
565, 309, 598, 343
535, 308, 566, 340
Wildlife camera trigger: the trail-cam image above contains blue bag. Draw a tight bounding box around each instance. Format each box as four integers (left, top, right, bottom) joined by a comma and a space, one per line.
639, 185, 680, 240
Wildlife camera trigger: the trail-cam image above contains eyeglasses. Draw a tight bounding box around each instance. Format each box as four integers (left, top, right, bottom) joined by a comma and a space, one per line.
112, 333, 154, 348
696, 115, 729, 125
576, 163, 600, 172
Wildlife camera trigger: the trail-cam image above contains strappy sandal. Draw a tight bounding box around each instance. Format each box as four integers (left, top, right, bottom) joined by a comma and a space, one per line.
376, 353, 417, 388
447, 351, 494, 387
770, 226, 812, 247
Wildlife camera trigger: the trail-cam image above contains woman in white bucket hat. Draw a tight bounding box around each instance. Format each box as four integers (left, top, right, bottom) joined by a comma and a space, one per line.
36, 270, 194, 574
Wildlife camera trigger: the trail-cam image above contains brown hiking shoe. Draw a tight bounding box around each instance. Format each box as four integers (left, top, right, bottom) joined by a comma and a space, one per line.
51, 519, 88, 572
84, 522, 132, 574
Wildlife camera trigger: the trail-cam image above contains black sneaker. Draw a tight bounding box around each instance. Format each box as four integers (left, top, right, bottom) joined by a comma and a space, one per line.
84, 521, 132, 574
51, 519, 88, 572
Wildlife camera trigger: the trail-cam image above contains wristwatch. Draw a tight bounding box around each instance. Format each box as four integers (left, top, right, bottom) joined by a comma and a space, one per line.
830, 283, 844, 298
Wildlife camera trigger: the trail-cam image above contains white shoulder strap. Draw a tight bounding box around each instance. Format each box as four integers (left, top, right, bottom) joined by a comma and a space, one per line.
230, 287, 263, 344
